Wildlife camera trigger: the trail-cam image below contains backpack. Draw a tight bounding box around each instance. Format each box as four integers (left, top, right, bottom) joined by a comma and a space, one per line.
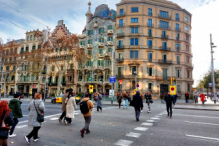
80, 100, 90, 114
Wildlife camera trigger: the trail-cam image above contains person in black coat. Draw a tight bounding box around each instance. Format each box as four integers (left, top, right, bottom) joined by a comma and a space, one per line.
145, 91, 152, 113
164, 92, 175, 119
133, 91, 143, 121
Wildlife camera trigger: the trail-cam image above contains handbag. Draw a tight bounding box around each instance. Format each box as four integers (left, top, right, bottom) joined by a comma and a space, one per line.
34, 101, 44, 122
1, 113, 11, 130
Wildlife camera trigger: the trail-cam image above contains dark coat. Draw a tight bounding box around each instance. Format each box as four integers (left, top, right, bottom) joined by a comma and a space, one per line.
145, 94, 152, 103
164, 95, 175, 104
0, 111, 14, 139
185, 93, 189, 99
9, 99, 23, 118
133, 94, 143, 110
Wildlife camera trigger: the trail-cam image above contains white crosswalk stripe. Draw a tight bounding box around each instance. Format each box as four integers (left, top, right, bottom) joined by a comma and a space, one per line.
115, 139, 133, 146
126, 132, 142, 138
141, 123, 153, 126
134, 127, 148, 131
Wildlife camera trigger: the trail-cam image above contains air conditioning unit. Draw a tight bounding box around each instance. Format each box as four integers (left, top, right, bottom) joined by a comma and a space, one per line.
107, 41, 114, 46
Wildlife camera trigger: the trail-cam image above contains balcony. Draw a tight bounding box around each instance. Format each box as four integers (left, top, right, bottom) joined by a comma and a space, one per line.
176, 37, 180, 41
162, 76, 171, 80
177, 61, 180, 65
158, 14, 171, 20
87, 55, 92, 59
176, 48, 180, 52
116, 74, 124, 79
87, 44, 93, 49
148, 46, 152, 49
98, 43, 104, 48
148, 13, 153, 16
98, 54, 104, 58
107, 41, 114, 47
117, 45, 124, 50
67, 69, 74, 74
148, 58, 152, 62
147, 24, 154, 28
158, 59, 172, 64
148, 33, 152, 37
161, 35, 169, 39
118, 23, 125, 28
159, 47, 171, 51
79, 45, 85, 49
176, 18, 180, 21
116, 58, 124, 63
159, 25, 170, 30
107, 30, 113, 35
117, 12, 125, 17
117, 32, 124, 38
175, 28, 181, 32
105, 52, 112, 57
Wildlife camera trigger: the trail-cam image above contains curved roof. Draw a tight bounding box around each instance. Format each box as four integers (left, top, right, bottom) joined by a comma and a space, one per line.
93, 4, 116, 21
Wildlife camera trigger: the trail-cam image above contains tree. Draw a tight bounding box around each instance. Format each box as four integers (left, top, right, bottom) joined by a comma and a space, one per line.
197, 70, 219, 89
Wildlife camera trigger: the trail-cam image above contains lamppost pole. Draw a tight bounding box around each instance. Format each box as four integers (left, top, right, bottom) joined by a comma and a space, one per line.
44, 56, 48, 101
0, 63, 4, 99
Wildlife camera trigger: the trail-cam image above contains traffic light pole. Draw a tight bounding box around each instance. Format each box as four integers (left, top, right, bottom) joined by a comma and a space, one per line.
111, 47, 114, 105
0, 63, 4, 100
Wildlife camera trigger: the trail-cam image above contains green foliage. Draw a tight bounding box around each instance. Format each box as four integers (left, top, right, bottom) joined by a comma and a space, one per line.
197, 70, 219, 89
77, 93, 83, 97
50, 93, 55, 96
189, 95, 194, 100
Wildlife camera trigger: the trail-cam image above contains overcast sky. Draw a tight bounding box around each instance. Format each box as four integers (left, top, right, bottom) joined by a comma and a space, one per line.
0, 0, 219, 87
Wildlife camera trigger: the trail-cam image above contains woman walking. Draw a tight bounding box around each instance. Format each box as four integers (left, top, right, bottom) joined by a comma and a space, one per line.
65, 91, 77, 124
122, 92, 129, 109
117, 93, 122, 108
25, 93, 45, 144
145, 91, 152, 113
0, 101, 14, 146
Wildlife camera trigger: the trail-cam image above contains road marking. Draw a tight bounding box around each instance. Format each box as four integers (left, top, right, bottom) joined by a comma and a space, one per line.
44, 113, 62, 118
50, 118, 59, 120
175, 114, 219, 119
75, 113, 80, 115
19, 120, 28, 124
186, 134, 219, 141
147, 120, 155, 123
185, 121, 219, 126
17, 125, 28, 128
115, 139, 133, 146
134, 127, 148, 131
151, 117, 160, 120
126, 132, 142, 138
141, 123, 153, 126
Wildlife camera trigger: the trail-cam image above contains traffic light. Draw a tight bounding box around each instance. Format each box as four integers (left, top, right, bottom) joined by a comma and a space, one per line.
173, 77, 176, 85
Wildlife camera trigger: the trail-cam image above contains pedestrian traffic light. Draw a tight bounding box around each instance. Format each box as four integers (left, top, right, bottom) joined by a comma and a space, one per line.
171, 77, 173, 84
119, 80, 123, 85
173, 77, 176, 84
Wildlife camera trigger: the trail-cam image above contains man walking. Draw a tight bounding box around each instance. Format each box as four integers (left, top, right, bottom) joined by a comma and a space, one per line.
80, 93, 94, 138
133, 91, 143, 121
164, 92, 175, 119
97, 92, 102, 112
9, 93, 23, 137
59, 89, 71, 123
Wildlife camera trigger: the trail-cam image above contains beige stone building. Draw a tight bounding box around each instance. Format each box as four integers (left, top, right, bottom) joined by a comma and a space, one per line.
115, 0, 193, 98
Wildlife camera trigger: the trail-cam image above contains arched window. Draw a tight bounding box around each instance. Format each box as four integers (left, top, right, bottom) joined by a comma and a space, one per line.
30, 35, 32, 40
20, 74, 24, 82
27, 36, 29, 41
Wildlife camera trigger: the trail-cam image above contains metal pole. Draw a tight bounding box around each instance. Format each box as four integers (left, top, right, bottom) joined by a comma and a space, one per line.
111, 47, 114, 104
0, 63, 4, 99
44, 57, 48, 101
210, 34, 216, 104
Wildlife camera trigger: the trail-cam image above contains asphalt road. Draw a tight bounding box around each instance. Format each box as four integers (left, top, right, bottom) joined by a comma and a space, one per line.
6, 102, 219, 146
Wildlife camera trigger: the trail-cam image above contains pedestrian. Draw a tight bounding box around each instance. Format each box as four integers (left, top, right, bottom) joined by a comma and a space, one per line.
0, 101, 14, 146
133, 91, 143, 121
96, 92, 102, 112
200, 93, 206, 105
173, 94, 178, 105
122, 91, 129, 109
64, 91, 77, 125
117, 93, 122, 109
59, 89, 70, 123
164, 92, 175, 119
8, 94, 23, 138
80, 93, 94, 138
145, 91, 152, 113
194, 92, 198, 104
25, 93, 45, 144
185, 92, 189, 103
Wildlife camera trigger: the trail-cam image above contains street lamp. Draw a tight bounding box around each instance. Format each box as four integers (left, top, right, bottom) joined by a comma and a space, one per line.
0, 62, 4, 99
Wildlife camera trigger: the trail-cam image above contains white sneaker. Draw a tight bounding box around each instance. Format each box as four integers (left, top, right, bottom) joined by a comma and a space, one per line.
9, 134, 16, 138
64, 120, 68, 125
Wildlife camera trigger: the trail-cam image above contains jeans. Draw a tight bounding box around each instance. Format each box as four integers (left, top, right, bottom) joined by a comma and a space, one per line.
123, 99, 129, 108
82, 116, 91, 132
135, 107, 141, 119
60, 111, 66, 120
166, 103, 172, 117
10, 118, 19, 135
27, 127, 41, 139
97, 106, 102, 111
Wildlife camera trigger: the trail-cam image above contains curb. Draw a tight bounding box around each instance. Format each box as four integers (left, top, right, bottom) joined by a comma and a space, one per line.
173, 107, 219, 111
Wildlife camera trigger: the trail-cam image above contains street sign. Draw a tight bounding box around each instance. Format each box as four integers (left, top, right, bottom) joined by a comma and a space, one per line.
89, 85, 93, 93
169, 85, 176, 95
134, 89, 138, 95
208, 83, 216, 88
109, 76, 116, 83
136, 83, 139, 88
88, 77, 92, 81
109, 89, 114, 96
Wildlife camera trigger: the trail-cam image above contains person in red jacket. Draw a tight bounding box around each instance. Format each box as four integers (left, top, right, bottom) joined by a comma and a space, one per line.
200, 93, 206, 105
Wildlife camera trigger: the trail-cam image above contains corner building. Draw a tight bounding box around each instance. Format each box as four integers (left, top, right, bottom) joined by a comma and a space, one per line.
115, 0, 193, 98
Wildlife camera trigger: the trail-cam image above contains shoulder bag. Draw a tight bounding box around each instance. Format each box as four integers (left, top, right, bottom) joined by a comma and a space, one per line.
0, 113, 11, 130
34, 101, 44, 122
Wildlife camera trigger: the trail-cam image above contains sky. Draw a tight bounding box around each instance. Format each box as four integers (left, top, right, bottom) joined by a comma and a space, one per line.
0, 0, 219, 87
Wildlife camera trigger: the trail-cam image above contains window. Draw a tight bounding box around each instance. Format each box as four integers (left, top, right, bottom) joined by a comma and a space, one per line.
159, 21, 169, 29
86, 61, 92, 66
175, 14, 179, 21
176, 33, 180, 39
148, 83, 153, 91
159, 10, 169, 18
175, 43, 181, 49
107, 25, 112, 30
185, 26, 189, 31
131, 18, 138, 23
80, 41, 85, 45
185, 17, 188, 22
148, 8, 152, 16
187, 83, 190, 91
97, 60, 104, 66
131, 7, 138, 12
99, 38, 104, 43
13, 65, 16, 71
99, 27, 104, 34
130, 38, 138, 46
186, 56, 190, 63
148, 19, 152, 26
148, 29, 152, 35
163, 68, 167, 79
162, 41, 167, 49
187, 70, 190, 78
99, 49, 103, 54
88, 40, 92, 44
88, 50, 92, 55
88, 30, 93, 35
147, 40, 152, 47
148, 53, 152, 61
130, 51, 138, 59
119, 19, 124, 27
148, 67, 153, 76
132, 66, 137, 75
27, 36, 29, 41
38, 45, 41, 49
177, 85, 181, 93
11, 75, 15, 81
119, 9, 124, 15
163, 54, 167, 61
30, 35, 32, 40
176, 56, 180, 64
177, 69, 180, 78
175, 23, 180, 31
118, 40, 123, 47
186, 45, 189, 51
59, 47, 62, 52
56, 48, 58, 52
26, 47, 29, 51
6, 66, 9, 71
108, 36, 113, 41
117, 67, 123, 76
131, 27, 138, 33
